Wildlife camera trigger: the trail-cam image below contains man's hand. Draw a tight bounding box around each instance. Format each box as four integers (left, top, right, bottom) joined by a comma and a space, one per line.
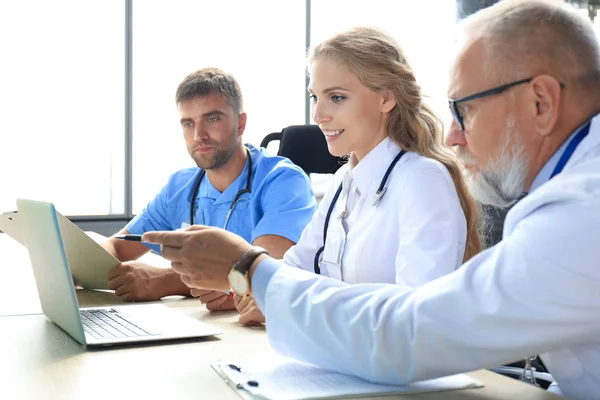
143, 226, 252, 291
107, 261, 189, 301
190, 289, 236, 311
234, 294, 265, 326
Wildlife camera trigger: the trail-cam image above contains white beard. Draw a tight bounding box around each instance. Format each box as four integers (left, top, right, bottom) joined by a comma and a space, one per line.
459, 117, 528, 209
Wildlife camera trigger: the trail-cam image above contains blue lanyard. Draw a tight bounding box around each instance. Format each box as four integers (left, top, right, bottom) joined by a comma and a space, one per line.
550, 122, 591, 179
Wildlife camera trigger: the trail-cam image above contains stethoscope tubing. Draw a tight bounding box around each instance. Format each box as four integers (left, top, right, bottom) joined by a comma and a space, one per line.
189, 147, 253, 226
313, 150, 406, 274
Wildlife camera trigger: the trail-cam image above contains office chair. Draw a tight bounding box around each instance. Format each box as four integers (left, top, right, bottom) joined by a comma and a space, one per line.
260, 124, 344, 175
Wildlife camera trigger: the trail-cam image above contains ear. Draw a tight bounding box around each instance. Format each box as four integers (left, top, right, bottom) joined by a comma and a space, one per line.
380, 90, 397, 114
530, 75, 561, 137
237, 113, 247, 136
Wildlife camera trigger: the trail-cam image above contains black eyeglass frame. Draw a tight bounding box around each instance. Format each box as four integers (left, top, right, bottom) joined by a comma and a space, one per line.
448, 77, 565, 131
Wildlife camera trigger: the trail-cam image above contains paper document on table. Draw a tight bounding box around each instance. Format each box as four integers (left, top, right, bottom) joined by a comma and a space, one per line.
211, 354, 483, 400
0, 211, 24, 245
0, 209, 120, 289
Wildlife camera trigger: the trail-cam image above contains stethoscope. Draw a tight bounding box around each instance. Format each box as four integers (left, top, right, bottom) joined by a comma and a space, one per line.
313, 150, 406, 274
189, 147, 253, 230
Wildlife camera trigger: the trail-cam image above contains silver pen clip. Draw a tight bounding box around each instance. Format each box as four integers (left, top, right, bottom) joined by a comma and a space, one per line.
372, 187, 388, 207
337, 210, 347, 221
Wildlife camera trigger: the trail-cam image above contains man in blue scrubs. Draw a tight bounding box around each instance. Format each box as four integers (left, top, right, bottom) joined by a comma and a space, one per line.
102, 68, 316, 310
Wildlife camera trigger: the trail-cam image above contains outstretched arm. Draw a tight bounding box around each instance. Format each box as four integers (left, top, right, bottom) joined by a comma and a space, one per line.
253, 199, 600, 384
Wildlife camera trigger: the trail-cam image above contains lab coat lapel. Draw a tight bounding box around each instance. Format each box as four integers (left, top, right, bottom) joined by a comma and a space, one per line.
504, 114, 600, 238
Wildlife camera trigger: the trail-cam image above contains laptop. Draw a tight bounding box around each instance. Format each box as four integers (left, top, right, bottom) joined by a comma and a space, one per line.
16, 198, 222, 347
1, 208, 120, 289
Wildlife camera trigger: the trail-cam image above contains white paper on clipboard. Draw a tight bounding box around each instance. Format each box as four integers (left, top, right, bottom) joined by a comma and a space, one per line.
211, 354, 484, 400
0, 211, 26, 246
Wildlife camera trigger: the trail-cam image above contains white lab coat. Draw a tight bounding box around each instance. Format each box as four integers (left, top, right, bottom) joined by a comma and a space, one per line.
283, 137, 467, 287
258, 115, 600, 399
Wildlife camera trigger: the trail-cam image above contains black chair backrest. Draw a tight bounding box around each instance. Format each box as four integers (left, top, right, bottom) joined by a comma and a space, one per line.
261, 125, 344, 175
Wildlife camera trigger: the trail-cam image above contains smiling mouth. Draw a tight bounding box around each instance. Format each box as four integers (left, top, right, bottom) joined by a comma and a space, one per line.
323, 129, 344, 137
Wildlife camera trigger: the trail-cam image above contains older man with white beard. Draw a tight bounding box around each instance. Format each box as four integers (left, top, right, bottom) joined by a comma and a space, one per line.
144, 1, 600, 398
456, 116, 528, 209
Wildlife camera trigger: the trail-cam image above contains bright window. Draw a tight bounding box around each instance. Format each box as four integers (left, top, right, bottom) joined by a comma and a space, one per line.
131, 0, 307, 213
0, 1, 125, 215
0, 1, 463, 218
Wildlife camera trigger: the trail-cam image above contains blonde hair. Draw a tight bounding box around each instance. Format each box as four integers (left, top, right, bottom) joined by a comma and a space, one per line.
309, 27, 481, 261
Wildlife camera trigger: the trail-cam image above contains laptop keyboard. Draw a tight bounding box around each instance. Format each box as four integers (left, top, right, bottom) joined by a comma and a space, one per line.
81, 309, 155, 340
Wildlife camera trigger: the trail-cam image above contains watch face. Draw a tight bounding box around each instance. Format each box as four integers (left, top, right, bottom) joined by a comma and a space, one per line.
228, 269, 249, 296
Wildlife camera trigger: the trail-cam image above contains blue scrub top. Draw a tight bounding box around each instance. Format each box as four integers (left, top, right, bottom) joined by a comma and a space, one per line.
126, 144, 317, 253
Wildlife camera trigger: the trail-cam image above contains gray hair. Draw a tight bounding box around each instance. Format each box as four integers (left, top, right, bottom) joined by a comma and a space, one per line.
461, 0, 600, 92
176, 68, 244, 115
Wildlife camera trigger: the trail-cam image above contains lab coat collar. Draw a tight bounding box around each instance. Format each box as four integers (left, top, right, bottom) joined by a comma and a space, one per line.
506, 112, 600, 235
529, 124, 583, 193
348, 137, 402, 196
565, 112, 600, 168
528, 112, 600, 194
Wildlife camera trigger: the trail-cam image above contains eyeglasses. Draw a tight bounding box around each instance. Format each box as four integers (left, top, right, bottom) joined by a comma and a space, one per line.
448, 77, 534, 131
448, 77, 565, 131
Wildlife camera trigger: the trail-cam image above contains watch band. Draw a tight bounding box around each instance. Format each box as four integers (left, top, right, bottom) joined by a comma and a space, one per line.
233, 246, 269, 275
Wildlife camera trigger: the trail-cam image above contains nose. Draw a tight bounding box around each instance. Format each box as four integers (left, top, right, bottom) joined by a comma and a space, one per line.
194, 123, 208, 142
445, 120, 467, 148
312, 100, 331, 125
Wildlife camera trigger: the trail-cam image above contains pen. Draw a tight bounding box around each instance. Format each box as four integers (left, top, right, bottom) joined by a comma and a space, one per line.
114, 234, 146, 242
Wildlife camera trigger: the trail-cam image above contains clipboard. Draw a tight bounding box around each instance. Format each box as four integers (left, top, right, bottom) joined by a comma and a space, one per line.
211, 355, 484, 400
0, 209, 120, 290
212, 362, 262, 400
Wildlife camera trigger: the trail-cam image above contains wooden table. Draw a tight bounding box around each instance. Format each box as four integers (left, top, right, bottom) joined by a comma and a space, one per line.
0, 234, 562, 399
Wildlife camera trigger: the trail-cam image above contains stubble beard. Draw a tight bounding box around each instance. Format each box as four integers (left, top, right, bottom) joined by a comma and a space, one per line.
192, 129, 239, 171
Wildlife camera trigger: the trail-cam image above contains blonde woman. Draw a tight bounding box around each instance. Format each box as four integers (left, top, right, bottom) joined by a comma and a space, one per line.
236, 27, 480, 324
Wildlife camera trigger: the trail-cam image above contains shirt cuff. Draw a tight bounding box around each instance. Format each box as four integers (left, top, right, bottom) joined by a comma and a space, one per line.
251, 257, 283, 312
